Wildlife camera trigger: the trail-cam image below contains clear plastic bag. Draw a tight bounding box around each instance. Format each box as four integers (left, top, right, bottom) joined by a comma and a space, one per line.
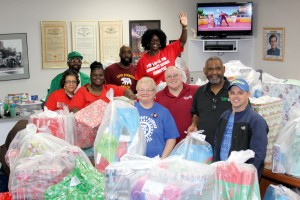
5, 124, 91, 199
94, 99, 146, 172
212, 151, 260, 200
273, 118, 300, 177
170, 131, 213, 164
263, 184, 300, 200
30, 108, 76, 144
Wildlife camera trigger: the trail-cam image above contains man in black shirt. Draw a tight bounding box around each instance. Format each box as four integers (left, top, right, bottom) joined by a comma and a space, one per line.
187, 56, 231, 149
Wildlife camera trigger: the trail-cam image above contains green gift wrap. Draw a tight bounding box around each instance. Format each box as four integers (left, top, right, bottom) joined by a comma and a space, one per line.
45, 157, 104, 200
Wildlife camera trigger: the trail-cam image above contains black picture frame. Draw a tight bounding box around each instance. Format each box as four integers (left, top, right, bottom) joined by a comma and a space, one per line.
0, 33, 30, 81
129, 20, 161, 65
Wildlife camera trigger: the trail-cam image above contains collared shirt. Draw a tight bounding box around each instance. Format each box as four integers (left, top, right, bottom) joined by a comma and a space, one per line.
156, 83, 199, 143
191, 77, 232, 148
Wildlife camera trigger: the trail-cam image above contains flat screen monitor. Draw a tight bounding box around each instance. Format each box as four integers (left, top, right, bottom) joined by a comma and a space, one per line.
197, 2, 253, 38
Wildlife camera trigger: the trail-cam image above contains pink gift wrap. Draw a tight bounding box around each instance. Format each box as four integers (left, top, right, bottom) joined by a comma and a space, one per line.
74, 99, 108, 148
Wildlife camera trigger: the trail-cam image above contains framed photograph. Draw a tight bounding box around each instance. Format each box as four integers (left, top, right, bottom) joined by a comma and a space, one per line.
129, 20, 161, 65
99, 20, 123, 64
71, 21, 99, 68
41, 21, 68, 69
263, 27, 285, 62
0, 33, 30, 81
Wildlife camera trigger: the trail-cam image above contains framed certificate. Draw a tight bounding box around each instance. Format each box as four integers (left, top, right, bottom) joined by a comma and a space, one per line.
99, 20, 123, 64
71, 21, 99, 68
41, 21, 68, 69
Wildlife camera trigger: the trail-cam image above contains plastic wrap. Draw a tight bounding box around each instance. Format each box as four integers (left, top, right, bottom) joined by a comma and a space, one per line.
212, 151, 260, 200
45, 157, 105, 200
73, 99, 108, 148
170, 131, 213, 164
273, 117, 300, 177
94, 99, 146, 173
30, 108, 76, 144
263, 184, 300, 200
105, 155, 216, 200
5, 124, 91, 199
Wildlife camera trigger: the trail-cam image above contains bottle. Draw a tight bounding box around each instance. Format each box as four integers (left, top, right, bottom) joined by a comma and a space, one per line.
4, 97, 9, 113
0, 100, 4, 117
10, 103, 17, 117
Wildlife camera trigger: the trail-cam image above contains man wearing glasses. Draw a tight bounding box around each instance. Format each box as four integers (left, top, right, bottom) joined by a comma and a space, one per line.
45, 51, 90, 101
187, 56, 231, 149
156, 66, 198, 144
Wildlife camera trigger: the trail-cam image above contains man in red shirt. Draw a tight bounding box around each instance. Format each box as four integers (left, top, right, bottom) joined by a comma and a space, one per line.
156, 66, 199, 143
104, 45, 137, 93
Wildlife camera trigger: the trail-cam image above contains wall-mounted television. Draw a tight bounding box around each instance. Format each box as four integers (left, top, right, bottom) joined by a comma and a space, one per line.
197, 2, 253, 39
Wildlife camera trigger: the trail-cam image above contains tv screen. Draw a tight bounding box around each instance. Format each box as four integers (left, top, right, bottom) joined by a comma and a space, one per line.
197, 2, 253, 38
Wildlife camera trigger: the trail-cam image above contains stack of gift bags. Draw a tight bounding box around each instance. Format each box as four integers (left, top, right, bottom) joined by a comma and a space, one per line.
94, 98, 146, 172
5, 123, 92, 199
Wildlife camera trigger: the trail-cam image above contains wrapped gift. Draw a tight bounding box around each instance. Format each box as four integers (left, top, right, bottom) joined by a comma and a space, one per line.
250, 96, 283, 169
45, 157, 105, 200
74, 99, 108, 148
214, 161, 260, 200
30, 109, 76, 144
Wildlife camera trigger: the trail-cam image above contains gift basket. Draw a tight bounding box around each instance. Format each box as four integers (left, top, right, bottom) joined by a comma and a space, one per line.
73, 99, 108, 148
45, 157, 105, 200
170, 131, 213, 164
5, 124, 91, 199
212, 150, 260, 200
30, 108, 76, 144
94, 98, 146, 173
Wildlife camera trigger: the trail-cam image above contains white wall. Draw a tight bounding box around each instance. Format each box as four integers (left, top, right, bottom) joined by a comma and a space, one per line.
0, 0, 193, 100
0, 0, 299, 101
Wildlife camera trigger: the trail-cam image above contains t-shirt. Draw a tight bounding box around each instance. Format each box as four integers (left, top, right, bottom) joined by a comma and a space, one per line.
69, 84, 126, 110
45, 89, 71, 111
220, 112, 234, 161
156, 83, 199, 144
104, 63, 137, 93
135, 39, 183, 84
134, 102, 179, 158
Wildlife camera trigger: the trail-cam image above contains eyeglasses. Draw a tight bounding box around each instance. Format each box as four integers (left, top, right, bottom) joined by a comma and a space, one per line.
138, 89, 155, 94
65, 80, 77, 85
166, 73, 180, 79
68, 57, 82, 63
212, 98, 217, 111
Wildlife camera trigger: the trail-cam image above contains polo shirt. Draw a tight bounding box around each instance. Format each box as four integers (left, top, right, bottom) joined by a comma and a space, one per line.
156, 83, 199, 143
191, 77, 231, 148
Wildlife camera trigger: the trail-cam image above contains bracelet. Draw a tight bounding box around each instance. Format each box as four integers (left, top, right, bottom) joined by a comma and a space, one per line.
182, 26, 188, 30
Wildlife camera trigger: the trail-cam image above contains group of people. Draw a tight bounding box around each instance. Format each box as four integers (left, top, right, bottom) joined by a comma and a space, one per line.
0, 11, 269, 192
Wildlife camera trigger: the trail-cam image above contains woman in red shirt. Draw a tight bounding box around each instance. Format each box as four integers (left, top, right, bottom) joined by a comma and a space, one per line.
69, 61, 136, 113
45, 69, 79, 110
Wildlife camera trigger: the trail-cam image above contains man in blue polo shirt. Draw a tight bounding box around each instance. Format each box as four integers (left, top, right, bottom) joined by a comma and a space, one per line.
45, 51, 90, 101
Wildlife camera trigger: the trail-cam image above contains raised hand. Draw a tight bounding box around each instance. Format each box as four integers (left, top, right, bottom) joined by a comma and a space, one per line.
179, 11, 188, 27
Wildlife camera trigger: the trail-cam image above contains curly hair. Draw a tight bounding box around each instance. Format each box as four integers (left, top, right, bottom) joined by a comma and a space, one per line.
90, 61, 103, 72
60, 69, 80, 88
141, 29, 167, 51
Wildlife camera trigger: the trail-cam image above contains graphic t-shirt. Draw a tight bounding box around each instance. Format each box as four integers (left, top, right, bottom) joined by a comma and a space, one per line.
220, 112, 234, 161
104, 63, 137, 93
134, 102, 179, 158
135, 40, 183, 84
